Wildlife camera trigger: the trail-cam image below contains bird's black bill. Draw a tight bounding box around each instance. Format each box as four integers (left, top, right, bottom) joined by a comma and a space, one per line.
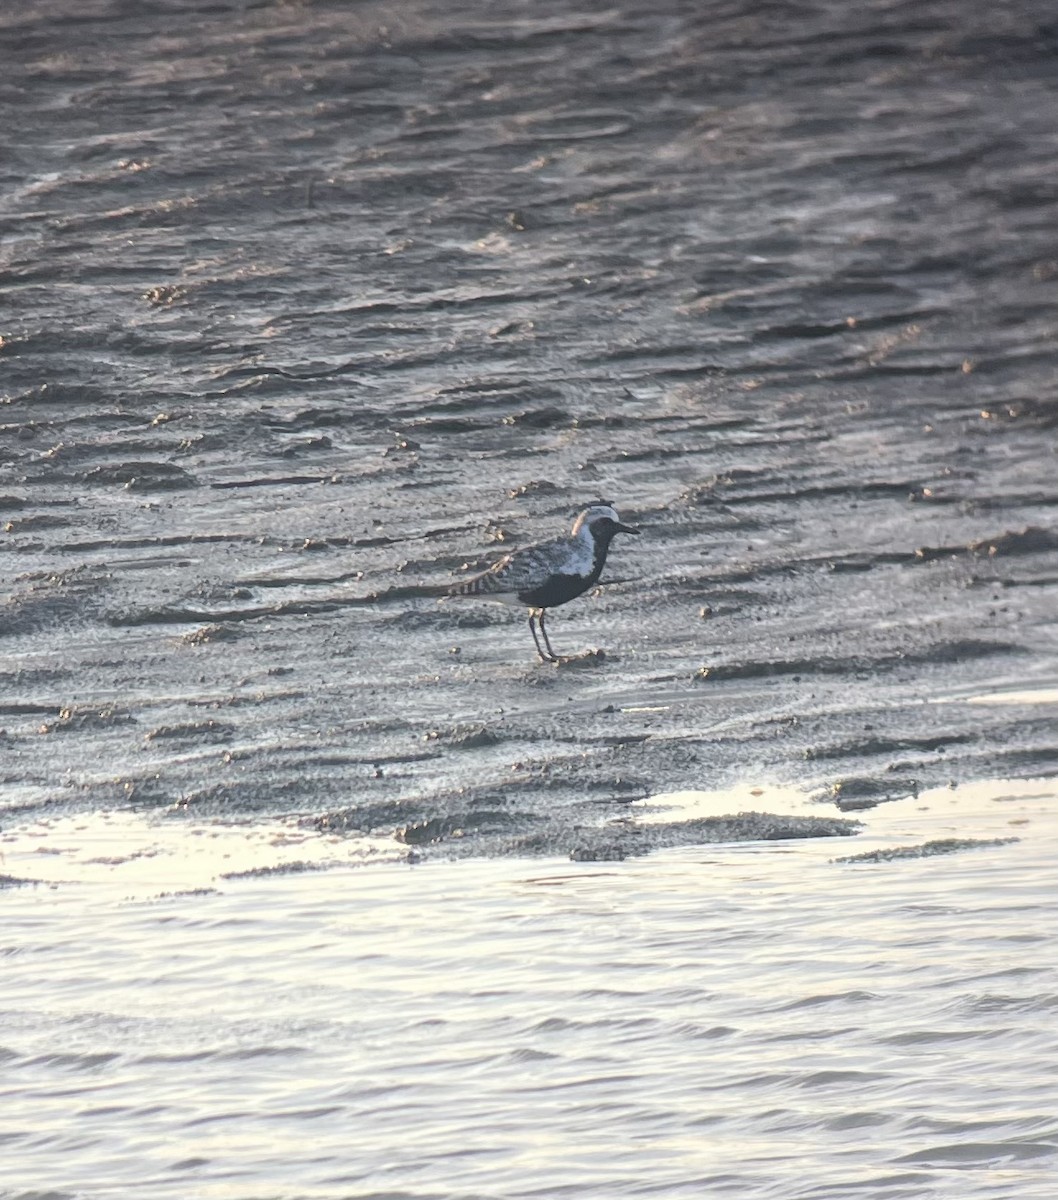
615, 522, 640, 535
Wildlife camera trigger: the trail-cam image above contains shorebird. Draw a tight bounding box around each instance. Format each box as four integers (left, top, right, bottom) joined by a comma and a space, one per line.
445, 502, 640, 662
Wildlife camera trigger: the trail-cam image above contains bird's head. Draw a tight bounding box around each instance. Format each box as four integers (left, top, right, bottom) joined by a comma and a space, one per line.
573, 502, 640, 541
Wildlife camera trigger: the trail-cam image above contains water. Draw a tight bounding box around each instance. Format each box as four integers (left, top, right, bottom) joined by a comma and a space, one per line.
4, 779, 1057, 1199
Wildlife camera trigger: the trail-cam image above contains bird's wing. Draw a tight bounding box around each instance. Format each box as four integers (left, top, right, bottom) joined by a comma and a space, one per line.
452, 534, 582, 596
488, 540, 563, 590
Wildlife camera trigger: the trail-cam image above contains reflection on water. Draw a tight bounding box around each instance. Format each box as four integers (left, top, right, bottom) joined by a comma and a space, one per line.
3, 780, 1056, 1199
962, 687, 1058, 708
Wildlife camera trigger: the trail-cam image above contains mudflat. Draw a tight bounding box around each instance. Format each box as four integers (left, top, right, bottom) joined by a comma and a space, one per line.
2, 0, 1056, 862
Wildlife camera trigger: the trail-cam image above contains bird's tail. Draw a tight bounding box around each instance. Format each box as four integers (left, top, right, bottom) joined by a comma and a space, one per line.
441, 570, 503, 601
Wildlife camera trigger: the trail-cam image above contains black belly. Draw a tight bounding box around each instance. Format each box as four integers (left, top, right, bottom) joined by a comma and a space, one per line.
518, 572, 594, 609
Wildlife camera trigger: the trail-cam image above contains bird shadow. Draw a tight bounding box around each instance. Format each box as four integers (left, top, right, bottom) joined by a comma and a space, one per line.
549, 648, 610, 669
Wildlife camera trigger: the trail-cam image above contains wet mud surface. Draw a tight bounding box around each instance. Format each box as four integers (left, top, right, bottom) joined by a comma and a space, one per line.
2, 0, 1057, 862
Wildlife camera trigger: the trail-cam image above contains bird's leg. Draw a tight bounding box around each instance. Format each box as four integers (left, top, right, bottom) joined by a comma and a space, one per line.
528, 610, 551, 662
538, 609, 560, 661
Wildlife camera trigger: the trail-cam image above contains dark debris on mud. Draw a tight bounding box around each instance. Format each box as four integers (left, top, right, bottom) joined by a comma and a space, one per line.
568, 813, 862, 863
834, 838, 1021, 864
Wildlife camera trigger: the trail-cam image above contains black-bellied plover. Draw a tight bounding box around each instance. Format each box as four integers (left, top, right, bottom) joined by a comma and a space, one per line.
445, 502, 640, 662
